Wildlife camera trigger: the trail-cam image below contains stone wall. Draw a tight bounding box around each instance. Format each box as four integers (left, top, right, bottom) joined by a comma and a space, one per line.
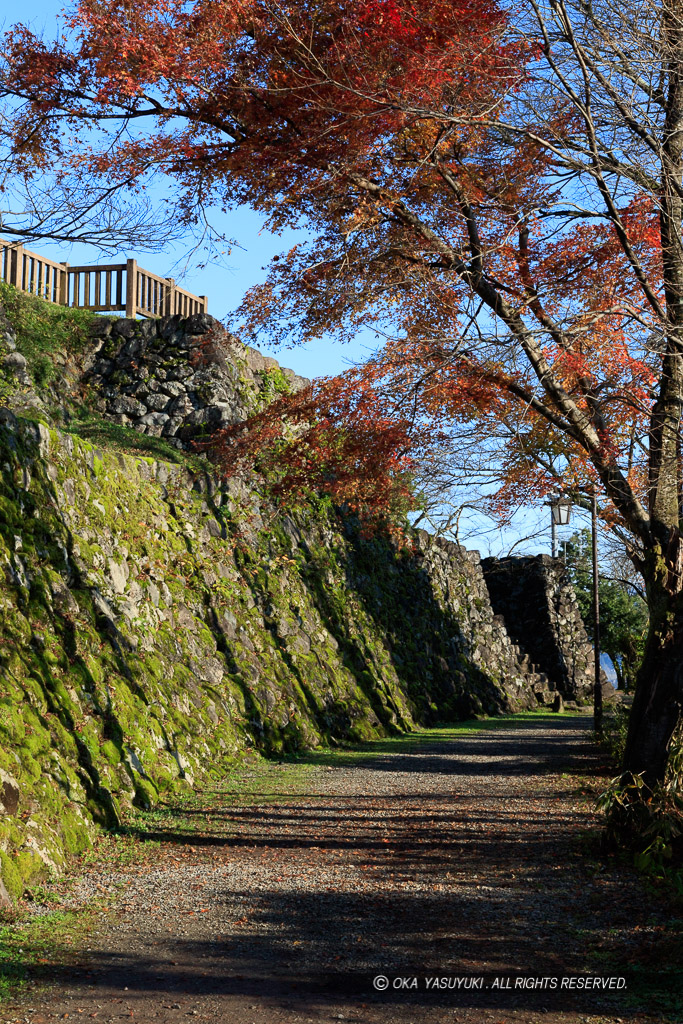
0, 301, 604, 903
0, 414, 550, 902
412, 534, 563, 713
481, 555, 613, 704
85, 313, 308, 444
79, 311, 603, 713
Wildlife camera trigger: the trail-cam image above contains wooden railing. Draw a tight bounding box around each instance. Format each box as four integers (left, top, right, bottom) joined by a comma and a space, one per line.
0, 242, 208, 319
0, 242, 68, 306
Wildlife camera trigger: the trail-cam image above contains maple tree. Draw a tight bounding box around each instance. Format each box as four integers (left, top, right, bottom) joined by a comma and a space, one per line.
3, 0, 683, 801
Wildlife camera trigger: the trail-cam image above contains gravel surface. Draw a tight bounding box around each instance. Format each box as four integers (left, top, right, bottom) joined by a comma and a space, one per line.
0, 714, 677, 1024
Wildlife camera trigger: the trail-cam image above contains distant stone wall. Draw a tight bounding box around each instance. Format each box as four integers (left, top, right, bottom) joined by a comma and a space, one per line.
481, 555, 613, 704
412, 534, 562, 714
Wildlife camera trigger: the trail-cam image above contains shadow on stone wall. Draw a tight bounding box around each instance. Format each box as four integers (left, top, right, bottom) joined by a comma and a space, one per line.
481, 555, 610, 704
301, 521, 530, 728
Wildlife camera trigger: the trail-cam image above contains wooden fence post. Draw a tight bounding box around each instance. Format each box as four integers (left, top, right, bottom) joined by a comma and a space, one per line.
60, 263, 70, 307
165, 277, 176, 317
125, 258, 138, 318
10, 245, 24, 290
200, 295, 208, 314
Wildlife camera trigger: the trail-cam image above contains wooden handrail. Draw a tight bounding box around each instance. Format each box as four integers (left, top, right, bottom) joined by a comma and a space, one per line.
0, 239, 208, 318
0, 241, 68, 306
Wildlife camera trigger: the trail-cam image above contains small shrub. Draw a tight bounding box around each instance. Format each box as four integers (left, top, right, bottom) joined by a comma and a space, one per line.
598, 723, 683, 882
260, 365, 291, 401
598, 702, 630, 767
32, 354, 55, 388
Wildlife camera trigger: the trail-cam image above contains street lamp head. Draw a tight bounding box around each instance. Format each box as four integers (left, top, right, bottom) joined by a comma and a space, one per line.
551, 497, 572, 526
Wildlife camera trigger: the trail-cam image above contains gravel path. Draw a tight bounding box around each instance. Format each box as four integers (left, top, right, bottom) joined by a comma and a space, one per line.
1, 714, 677, 1024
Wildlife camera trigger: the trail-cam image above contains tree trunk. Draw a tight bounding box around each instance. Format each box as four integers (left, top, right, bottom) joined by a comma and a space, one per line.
623, 2, 683, 793
623, 576, 683, 790
614, 661, 626, 692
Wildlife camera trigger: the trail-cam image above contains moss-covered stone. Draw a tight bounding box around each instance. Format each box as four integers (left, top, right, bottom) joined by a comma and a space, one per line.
0, 295, 595, 904
0, 851, 23, 902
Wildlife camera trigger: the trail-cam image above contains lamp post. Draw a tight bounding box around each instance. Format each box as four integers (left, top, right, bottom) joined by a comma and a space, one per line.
546, 490, 602, 732
550, 494, 572, 558
592, 488, 603, 736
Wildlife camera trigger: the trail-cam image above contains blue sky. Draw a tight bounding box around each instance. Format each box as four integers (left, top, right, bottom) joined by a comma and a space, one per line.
10, 1, 374, 382
6, 0, 567, 557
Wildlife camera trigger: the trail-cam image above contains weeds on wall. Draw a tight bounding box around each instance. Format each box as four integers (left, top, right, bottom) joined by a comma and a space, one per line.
0, 282, 94, 384
66, 408, 194, 465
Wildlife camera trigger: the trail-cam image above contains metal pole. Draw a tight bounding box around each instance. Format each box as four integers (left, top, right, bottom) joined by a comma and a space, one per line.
551, 507, 557, 558
592, 488, 603, 735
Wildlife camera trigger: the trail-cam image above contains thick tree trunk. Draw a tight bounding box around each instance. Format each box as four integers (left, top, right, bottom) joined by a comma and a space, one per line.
623, 573, 683, 790
624, 3, 683, 793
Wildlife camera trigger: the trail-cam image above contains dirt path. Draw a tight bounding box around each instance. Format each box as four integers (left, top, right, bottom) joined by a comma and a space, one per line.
2, 713, 680, 1024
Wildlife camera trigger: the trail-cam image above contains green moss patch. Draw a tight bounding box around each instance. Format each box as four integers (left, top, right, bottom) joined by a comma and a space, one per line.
65, 410, 201, 467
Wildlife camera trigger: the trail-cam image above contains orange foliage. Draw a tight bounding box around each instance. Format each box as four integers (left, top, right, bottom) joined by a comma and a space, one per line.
0, 0, 666, 536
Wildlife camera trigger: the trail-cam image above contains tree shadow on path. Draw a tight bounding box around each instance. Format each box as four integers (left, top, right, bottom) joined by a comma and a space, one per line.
9, 715, 681, 1023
